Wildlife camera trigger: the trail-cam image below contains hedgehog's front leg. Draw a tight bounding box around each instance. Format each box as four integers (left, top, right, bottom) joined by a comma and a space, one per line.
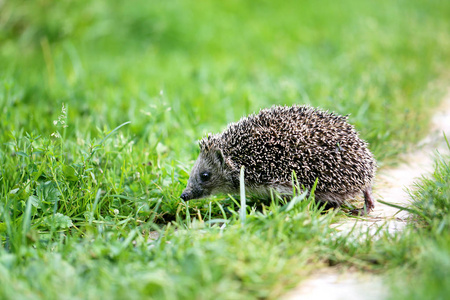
351, 187, 374, 216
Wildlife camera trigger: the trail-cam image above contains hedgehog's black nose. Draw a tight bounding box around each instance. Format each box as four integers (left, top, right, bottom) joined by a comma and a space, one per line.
180, 192, 189, 201
181, 189, 201, 201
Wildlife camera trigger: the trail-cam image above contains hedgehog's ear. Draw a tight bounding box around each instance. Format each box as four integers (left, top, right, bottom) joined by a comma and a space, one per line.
214, 149, 224, 166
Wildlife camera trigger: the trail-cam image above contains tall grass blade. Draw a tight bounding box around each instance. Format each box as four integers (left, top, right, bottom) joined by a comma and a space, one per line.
98, 121, 131, 146
240, 166, 246, 225
22, 196, 33, 244
90, 188, 102, 225
378, 199, 431, 223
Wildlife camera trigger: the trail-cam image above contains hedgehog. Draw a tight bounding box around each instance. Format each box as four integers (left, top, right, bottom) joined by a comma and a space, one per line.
180, 105, 376, 215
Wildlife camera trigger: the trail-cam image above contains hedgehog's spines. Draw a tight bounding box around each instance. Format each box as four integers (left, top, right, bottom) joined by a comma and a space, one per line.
199, 133, 221, 153
204, 105, 376, 197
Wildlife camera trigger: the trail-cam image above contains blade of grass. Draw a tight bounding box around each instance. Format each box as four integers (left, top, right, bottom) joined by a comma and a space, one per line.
378, 199, 431, 223
240, 166, 246, 225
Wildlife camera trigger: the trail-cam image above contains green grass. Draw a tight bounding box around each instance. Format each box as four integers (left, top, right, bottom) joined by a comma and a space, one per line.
0, 193, 335, 299
387, 142, 450, 300
1, 0, 450, 298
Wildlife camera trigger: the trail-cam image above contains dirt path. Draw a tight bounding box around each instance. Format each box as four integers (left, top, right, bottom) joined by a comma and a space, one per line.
283, 90, 450, 300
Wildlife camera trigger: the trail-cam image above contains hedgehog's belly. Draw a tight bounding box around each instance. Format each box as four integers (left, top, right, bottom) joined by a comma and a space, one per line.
314, 190, 361, 206
246, 183, 293, 199
246, 182, 362, 206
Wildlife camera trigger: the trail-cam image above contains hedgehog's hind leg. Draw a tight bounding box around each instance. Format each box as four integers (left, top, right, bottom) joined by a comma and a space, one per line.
351, 187, 375, 216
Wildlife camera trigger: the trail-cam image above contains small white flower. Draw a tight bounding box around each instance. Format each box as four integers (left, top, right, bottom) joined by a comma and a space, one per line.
51, 132, 61, 138
53, 103, 68, 128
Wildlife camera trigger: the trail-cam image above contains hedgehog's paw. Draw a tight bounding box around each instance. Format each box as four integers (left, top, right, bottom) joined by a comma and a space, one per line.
350, 207, 371, 216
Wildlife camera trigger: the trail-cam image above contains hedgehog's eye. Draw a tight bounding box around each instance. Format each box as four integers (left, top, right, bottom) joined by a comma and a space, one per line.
200, 171, 211, 182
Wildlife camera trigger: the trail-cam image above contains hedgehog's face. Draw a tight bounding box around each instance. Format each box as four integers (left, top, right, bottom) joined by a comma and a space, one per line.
181, 149, 234, 201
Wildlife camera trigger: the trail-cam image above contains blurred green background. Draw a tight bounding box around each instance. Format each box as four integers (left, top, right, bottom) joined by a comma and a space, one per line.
2, 0, 450, 160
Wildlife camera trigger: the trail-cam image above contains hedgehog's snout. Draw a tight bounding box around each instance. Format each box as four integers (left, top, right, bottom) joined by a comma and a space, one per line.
180, 191, 192, 201
180, 187, 204, 201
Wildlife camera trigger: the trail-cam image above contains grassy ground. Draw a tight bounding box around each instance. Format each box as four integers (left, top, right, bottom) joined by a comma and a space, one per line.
1, 0, 450, 299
